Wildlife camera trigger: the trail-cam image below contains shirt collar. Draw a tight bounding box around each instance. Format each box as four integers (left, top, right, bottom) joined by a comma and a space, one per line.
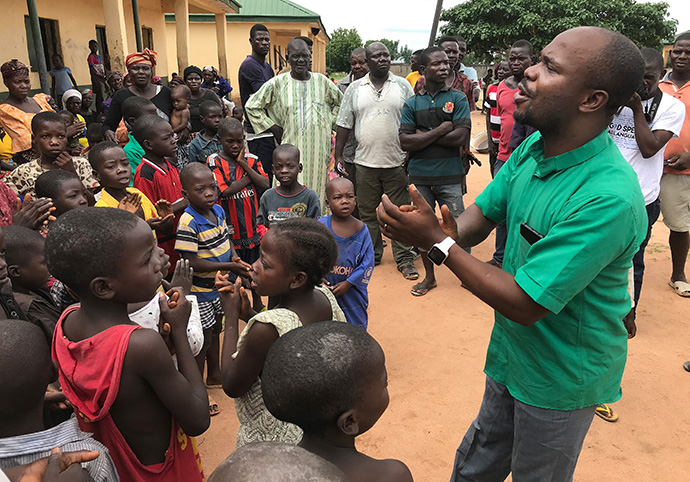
187, 203, 222, 227
140, 157, 170, 175
418, 81, 451, 96
197, 129, 218, 147
529, 129, 612, 178
364, 72, 391, 86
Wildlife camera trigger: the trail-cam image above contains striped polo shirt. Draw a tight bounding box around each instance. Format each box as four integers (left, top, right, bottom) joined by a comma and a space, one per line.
400, 85, 471, 185
484, 83, 501, 142
175, 204, 234, 301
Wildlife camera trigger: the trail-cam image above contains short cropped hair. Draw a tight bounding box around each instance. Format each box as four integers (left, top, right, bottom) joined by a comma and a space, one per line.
455, 35, 467, 45
45, 207, 140, 293
132, 114, 167, 144
273, 143, 299, 161
412, 49, 423, 57
511, 39, 534, 55
674, 32, 690, 46
200, 100, 222, 117
295, 35, 313, 47
31, 111, 64, 133
0, 320, 52, 422
585, 29, 644, 117
250, 24, 269, 39
208, 442, 347, 482
217, 117, 244, 138
180, 162, 213, 190
420, 46, 445, 67
122, 96, 154, 121
88, 140, 121, 170
4, 225, 45, 268
172, 84, 191, 99
269, 218, 337, 289
35, 169, 81, 200
438, 36, 459, 47
262, 321, 384, 432
640, 48, 664, 72
351, 47, 366, 57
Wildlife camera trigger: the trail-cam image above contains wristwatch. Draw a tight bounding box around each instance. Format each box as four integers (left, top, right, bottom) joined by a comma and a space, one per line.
427, 236, 456, 266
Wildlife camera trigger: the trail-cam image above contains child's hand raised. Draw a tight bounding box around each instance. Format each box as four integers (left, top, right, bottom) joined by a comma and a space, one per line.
117, 191, 142, 214
12, 193, 55, 230
163, 259, 193, 296
53, 152, 77, 174
158, 288, 191, 338
215, 271, 253, 321
155, 199, 174, 218
229, 256, 252, 279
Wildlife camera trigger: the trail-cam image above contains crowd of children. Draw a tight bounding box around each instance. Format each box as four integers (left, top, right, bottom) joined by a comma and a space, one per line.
0, 45, 385, 481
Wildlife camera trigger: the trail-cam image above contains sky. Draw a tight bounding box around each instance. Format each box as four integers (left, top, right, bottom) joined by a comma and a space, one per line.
295, 0, 689, 52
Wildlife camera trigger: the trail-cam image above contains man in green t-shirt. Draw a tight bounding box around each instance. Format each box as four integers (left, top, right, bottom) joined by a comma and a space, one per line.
377, 27, 646, 481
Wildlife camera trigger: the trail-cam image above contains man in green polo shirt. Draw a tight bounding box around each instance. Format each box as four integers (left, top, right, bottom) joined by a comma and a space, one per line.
400, 46, 471, 297
377, 27, 646, 481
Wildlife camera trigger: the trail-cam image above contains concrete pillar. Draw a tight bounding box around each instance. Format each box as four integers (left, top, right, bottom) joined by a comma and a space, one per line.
101, 0, 129, 73
26, 0, 50, 94
215, 13, 228, 78
174, 0, 190, 72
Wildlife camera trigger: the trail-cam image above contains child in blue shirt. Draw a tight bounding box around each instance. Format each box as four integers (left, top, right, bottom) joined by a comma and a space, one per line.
319, 177, 374, 329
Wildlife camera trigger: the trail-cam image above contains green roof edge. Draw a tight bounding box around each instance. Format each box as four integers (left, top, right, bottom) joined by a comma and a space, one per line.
219, 0, 243, 12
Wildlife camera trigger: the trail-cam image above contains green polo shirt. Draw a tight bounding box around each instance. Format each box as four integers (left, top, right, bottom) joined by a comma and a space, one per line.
400, 87, 471, 185
475, 129, 646, 410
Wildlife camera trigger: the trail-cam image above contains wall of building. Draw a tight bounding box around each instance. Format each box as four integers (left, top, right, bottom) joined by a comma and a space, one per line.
0, 0, 170, 96
165, 19, 328, 103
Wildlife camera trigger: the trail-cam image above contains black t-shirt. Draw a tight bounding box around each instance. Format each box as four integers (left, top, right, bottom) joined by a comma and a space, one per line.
188, 90, 221, 133
102, 86, 174, 133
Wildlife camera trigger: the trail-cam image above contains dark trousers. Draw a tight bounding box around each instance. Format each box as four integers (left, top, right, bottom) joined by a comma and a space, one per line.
356, 164, 414, 268
493, 159, 507, 264
248, 136, 276, 188
343, 161, 360, 218
633, 198, 661, 306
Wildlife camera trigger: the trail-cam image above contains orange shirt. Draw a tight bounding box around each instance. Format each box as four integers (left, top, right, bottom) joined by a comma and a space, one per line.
0, 94, 54, 153
660, 74, 690, 175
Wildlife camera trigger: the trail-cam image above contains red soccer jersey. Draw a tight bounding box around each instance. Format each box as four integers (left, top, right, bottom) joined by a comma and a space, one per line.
207, 152, 267, 250
133, 158, 183, 272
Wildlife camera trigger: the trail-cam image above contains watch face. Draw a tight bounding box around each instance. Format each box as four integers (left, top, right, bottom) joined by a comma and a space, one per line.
427, 246, 446, 266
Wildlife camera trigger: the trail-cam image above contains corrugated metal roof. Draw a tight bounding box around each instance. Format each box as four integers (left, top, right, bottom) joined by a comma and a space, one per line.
237, 0, 319, 18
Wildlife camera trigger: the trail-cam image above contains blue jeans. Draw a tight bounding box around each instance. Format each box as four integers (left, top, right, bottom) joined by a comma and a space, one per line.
493, 160, 507, 264
451, 376, 595, 482
633, 198, 661, 306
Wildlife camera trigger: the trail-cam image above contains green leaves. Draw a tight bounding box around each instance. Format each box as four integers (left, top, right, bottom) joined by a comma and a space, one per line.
440, 0, 677, 63
326, 28, 363, 73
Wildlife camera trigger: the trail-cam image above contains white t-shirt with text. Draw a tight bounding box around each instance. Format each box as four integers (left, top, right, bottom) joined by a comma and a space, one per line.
609, 92, 685, 204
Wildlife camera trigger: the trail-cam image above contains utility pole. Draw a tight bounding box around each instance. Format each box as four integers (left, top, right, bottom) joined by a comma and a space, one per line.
428, 0, 444, 47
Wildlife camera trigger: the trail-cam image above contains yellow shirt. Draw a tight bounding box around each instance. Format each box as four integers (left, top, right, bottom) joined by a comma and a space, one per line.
95, 187, 159, 234
406, 71, 422, 88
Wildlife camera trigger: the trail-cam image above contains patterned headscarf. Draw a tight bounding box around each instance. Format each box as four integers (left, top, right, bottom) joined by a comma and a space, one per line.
1, 59, 29, 84
125, 49, 157, 70
106, 71, 122, 83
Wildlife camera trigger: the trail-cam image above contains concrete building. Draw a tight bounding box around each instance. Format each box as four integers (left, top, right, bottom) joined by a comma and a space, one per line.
165, 0, 330, 99
1, 0, 239, 97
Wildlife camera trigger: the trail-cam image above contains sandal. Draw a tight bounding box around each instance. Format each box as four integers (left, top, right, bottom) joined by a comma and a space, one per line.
209, 395, 221, 417
398, 264, 419, 281
411, 281, 437, 296
683, 361, 690, 372
594, 404, 618, 423
668, 279, 690, 297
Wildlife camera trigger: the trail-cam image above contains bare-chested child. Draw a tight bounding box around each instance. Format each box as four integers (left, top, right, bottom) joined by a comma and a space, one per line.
262, 321, 413, 482
170, 84, 192, 137
47, 207, 210, 481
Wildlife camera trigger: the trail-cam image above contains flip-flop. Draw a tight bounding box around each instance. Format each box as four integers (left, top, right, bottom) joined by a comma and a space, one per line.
411, 281, 437, 296
594, 404, 618, 423
668, 279, 690, 297
683, 361, 690, 372
398, 265, 419, 281
209, 395, 221, 417
205, 383, 223, 389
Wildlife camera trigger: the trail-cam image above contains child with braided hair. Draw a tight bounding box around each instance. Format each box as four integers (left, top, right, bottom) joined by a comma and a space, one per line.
218, 217, 347, 448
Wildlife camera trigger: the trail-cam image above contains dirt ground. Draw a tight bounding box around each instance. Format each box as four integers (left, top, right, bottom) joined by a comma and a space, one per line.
196, 112, 690, 481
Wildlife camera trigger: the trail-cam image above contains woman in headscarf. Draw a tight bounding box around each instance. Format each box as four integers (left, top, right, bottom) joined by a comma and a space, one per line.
0, 60, 55, 164
184, 65, 221, 133
103, 49, 174, 142
201, 65, 232, 99
102, 71, 123, 114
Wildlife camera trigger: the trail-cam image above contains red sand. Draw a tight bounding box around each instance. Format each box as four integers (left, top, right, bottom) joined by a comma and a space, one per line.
196, 112, 690, 481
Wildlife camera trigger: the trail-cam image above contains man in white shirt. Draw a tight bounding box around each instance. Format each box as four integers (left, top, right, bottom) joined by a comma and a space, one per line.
334, 42, 419, 280
608, 47, 685, 337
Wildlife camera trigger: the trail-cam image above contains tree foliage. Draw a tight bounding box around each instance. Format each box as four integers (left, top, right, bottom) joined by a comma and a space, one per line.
326, 28, 363, 73
441, 0, 677, 62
